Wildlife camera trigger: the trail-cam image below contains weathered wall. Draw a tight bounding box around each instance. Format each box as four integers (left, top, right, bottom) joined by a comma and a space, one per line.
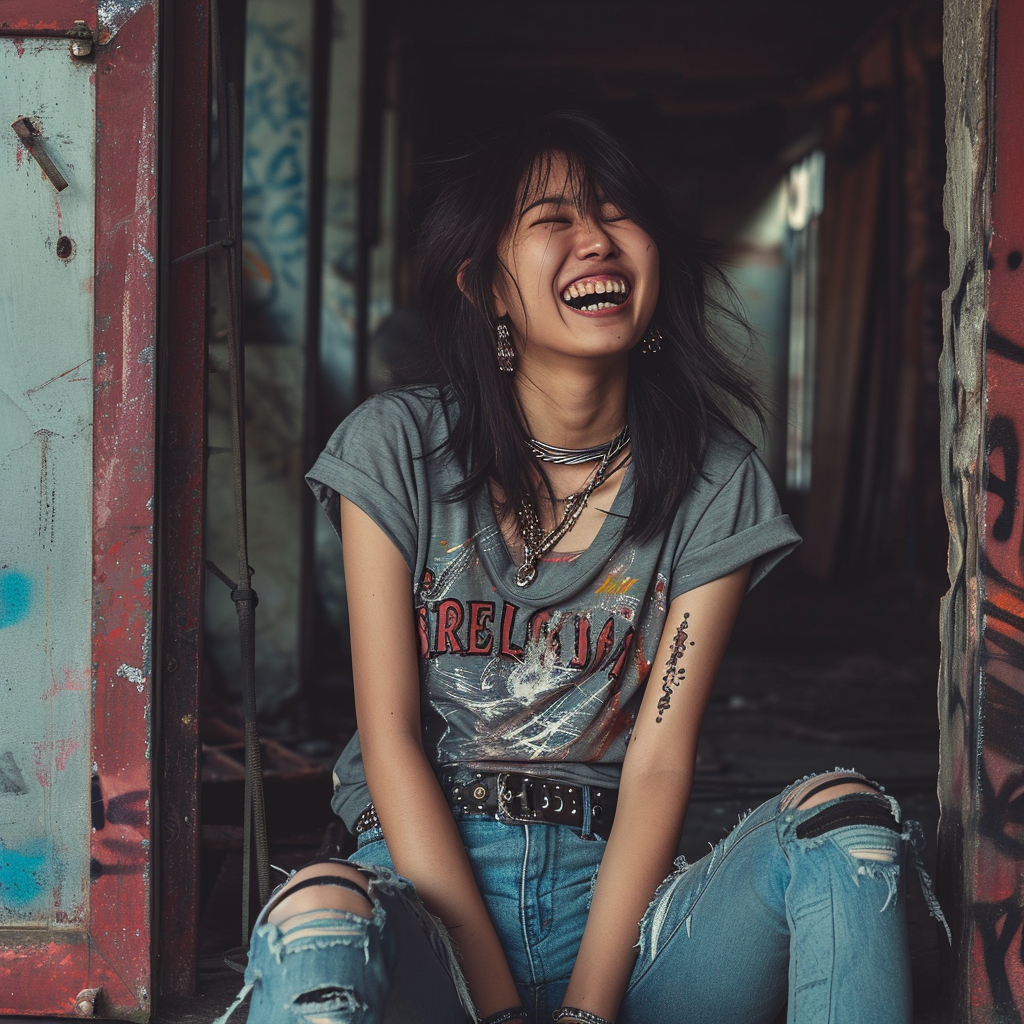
205, 0, 386, 712
938, 0, 990, 1014
0, 34, 96, 931
0, 3, 158, 1015
940, 0, 1024, 1019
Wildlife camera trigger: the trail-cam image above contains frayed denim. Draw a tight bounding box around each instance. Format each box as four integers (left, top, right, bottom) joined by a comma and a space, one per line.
215, 861, 475, 1024
218, 770, 947, 1024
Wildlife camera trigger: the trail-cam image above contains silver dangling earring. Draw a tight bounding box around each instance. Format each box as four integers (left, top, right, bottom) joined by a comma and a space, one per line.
639, 323, 663, 354
496, 319, 515, 373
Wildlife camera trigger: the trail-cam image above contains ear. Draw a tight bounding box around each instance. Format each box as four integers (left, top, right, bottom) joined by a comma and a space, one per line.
458, 259, 508, 319
456, 259, 472, 300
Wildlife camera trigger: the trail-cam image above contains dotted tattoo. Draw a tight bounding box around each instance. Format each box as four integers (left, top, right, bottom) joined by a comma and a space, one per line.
656, 612, 691, 723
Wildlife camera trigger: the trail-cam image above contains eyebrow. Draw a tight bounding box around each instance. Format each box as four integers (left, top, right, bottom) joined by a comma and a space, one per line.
519, 195, 571, 218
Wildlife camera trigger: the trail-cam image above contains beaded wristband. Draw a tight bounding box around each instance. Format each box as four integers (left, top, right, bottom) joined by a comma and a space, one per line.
552, 1009, 614, 1024
480, 1008, 528, 1024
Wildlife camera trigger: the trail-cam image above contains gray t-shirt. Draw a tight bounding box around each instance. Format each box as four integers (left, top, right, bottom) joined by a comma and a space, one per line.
307, 386, 800, 830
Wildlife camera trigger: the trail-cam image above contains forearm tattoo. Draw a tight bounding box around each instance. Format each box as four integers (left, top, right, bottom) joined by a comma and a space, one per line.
656, 612, 691, 723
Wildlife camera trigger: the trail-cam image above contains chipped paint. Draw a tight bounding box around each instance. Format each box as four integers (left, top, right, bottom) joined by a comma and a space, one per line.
96, 0, 147, 45
115, 663, 146, 692
0, 6, 157, 1014
0, 33, 95, 949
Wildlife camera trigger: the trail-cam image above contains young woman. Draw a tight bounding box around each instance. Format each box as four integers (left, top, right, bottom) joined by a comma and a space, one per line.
219, 112, 940, 1024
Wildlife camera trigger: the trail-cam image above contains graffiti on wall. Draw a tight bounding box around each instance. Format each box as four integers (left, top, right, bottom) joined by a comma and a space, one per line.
0, 36, 96, 930
242, 3, 313, 342
980, 323, 1024, 1020
976, 2, 1024, 1017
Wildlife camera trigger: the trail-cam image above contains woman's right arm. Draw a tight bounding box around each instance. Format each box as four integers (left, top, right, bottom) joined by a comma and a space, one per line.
340, 496, 522, 1021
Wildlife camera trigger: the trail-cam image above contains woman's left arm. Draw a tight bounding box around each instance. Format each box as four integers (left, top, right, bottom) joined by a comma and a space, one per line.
560, 563, 752, 1023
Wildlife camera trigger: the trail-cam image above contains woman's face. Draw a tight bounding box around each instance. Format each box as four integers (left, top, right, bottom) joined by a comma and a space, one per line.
493, 153, 660, 369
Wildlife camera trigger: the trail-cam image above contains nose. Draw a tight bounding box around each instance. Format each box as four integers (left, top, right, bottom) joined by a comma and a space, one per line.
574, 217, 618, 259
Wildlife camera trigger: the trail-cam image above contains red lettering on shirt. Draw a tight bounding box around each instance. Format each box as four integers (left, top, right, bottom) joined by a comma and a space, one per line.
594, 617, 616, 666
435, 599, 465, 653
569, 615, 591, 668
466, 601, 495, 655
499, 602, 525, 659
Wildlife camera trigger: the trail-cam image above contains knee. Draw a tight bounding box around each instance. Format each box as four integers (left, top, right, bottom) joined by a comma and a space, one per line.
783, 772, 900, 845
267, 862, 374, 925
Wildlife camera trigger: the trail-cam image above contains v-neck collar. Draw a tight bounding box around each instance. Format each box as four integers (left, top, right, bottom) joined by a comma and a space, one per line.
473, 461, 636, 608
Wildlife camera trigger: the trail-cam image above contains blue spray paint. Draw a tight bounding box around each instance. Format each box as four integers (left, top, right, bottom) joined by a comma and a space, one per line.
0, 568, 32, 629
0, 838, 53, 910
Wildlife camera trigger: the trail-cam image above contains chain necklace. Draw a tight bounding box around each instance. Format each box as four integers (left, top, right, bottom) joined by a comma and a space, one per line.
526, 424, 629, 465
514, 443, 617, 587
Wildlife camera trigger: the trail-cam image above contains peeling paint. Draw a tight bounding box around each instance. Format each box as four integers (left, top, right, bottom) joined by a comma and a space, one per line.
1, 13, 157, 1013
97, 0, 148, 45
115, 663, 147, 692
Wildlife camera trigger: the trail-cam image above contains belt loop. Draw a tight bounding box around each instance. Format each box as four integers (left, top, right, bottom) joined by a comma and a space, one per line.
581, 784, 594, 840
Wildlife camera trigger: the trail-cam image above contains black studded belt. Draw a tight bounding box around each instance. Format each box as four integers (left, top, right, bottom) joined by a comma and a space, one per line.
445, 770, 617, 840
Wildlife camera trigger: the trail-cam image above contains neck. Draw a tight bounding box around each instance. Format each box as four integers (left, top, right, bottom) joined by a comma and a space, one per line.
514, 359, 629, 448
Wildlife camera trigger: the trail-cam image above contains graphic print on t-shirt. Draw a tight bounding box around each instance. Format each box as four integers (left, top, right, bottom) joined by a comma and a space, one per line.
413, 524, 669, 767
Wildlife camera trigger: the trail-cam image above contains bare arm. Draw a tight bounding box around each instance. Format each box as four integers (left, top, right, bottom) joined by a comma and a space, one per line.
560, 564, 752, 1021
340, 497, 522, 1020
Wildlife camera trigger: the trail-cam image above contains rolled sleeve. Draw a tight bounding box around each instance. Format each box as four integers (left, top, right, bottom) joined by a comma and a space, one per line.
670, 451, 801, 600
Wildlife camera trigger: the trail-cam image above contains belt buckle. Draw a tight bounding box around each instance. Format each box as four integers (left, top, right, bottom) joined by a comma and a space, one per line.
496, 772, 534, 824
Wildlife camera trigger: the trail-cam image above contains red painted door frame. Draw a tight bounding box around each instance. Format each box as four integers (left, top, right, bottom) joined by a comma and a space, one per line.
0, 1, 163, 1016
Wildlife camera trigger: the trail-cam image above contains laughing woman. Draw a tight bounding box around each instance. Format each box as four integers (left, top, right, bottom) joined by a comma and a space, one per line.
219, 112, 941, 1024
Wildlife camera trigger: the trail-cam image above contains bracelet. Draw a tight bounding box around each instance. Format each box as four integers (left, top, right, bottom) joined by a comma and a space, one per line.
480, 1008, 528, 1024
552, 1009, 614, 1024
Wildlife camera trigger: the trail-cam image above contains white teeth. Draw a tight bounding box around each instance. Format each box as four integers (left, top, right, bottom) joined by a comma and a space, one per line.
561, 279, 631, 305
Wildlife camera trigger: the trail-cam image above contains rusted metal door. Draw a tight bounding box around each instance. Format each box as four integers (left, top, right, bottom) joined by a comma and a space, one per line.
0, 1, 159, 1017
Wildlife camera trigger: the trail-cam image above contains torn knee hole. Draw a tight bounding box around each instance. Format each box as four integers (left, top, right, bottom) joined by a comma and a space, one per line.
795, 778, 881, 812
293, 986, 361, 1007
267, 866, 375, 924
291, 985, 367, 1023
849, 848, 897, 862
795, 793, 898, 840
278, 910, 370, 943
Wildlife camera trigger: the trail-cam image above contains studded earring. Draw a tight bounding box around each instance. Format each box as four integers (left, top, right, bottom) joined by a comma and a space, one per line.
639, 323, 663, 354
496, 319, 515, 373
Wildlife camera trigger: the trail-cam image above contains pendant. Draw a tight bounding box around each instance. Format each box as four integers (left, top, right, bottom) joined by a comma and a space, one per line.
515, 562, 537, 587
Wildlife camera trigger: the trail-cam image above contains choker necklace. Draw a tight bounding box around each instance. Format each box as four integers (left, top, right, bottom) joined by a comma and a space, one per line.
514, 442, 618, 587
526, 425, 629, 466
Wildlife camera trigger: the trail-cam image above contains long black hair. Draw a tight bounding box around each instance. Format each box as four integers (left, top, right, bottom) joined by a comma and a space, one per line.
415, 110, 764, 542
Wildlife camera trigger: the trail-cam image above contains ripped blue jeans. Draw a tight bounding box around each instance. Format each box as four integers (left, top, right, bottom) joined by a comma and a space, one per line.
218, 771, 947, 1024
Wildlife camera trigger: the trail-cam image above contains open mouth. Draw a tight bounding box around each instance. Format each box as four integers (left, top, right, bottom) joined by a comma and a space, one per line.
560, 276, 631, 312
